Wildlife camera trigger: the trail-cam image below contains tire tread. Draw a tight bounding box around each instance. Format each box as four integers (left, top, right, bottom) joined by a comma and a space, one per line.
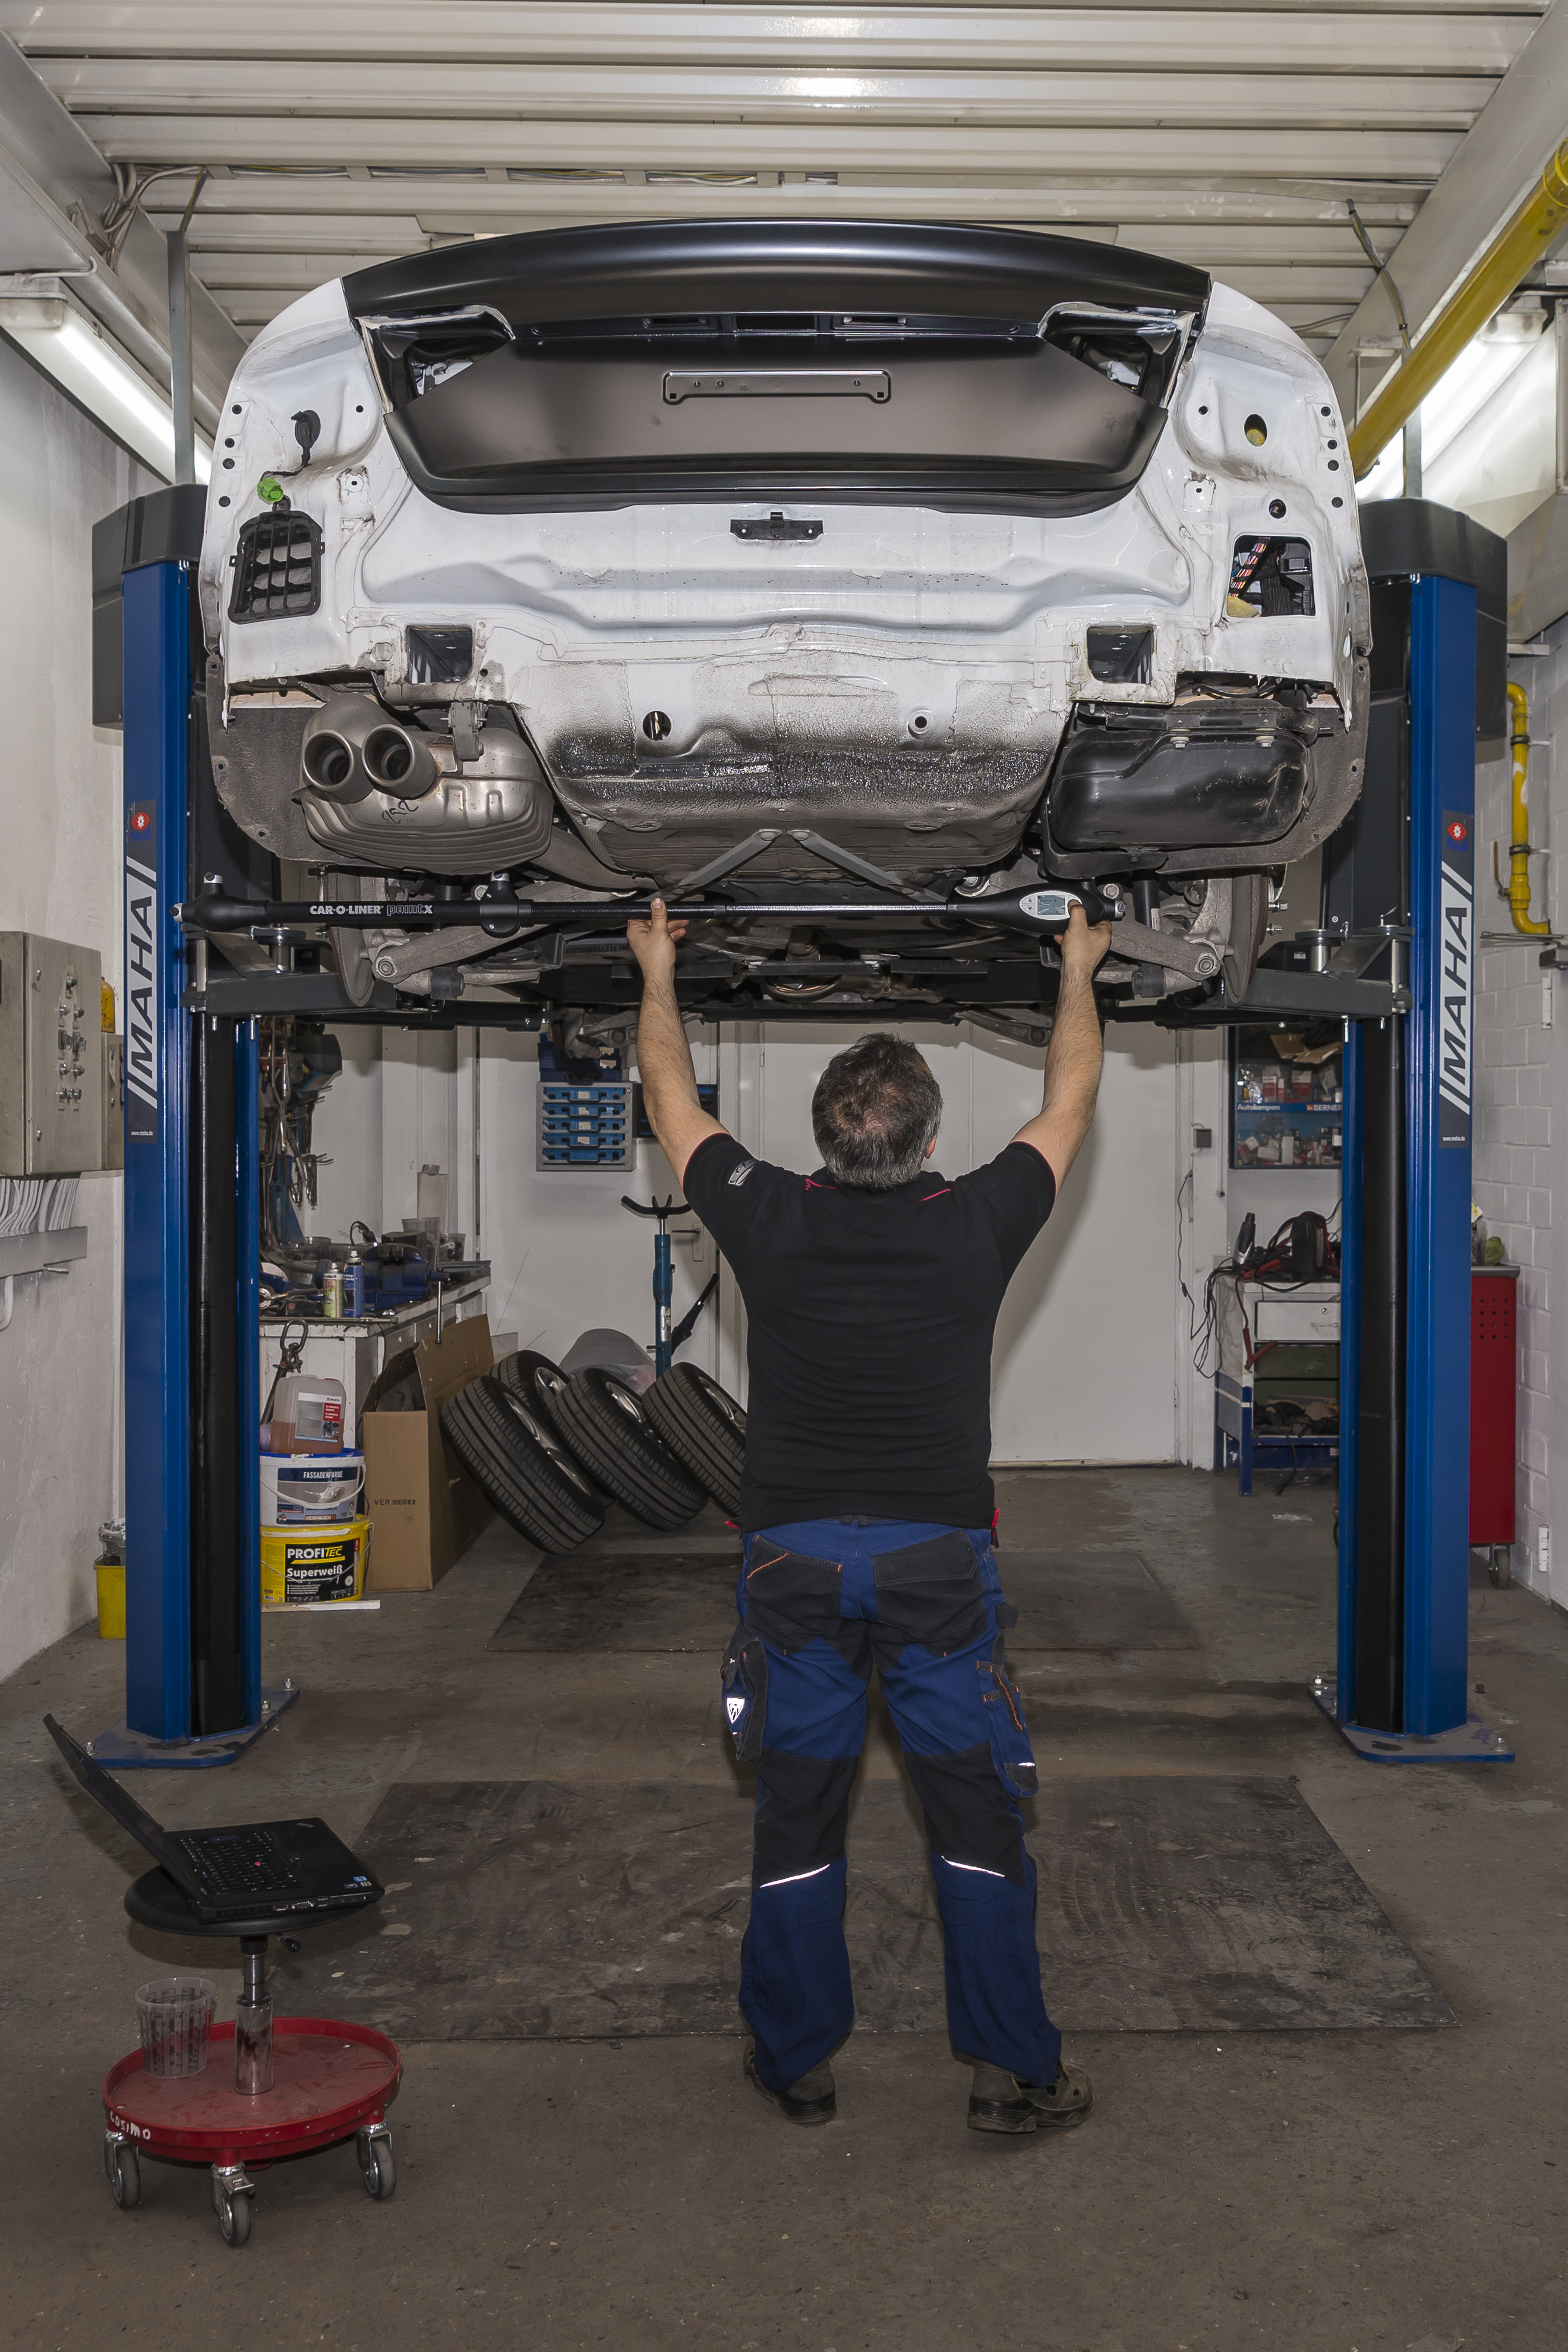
553, 1370, 705, 1530
441, 1376, 604, 1552
643, 1366, 746, 1513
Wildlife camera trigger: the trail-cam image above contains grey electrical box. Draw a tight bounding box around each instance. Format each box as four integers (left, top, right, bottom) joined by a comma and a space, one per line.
0, 934, 105, 1175
102, 1033, 125, 1172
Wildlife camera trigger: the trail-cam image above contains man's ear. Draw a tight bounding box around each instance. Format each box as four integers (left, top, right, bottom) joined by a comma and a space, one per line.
925, 1133, 939, 1159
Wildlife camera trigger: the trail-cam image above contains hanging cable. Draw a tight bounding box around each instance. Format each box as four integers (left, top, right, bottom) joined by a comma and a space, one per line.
1346, 199, 1414, 354
100, 163, 206, 269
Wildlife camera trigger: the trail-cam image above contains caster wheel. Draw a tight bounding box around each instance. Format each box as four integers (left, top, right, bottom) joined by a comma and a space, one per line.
213, 2180, 252, 2247
357, 2129, 396, 2200
106, 2141, 141, 2209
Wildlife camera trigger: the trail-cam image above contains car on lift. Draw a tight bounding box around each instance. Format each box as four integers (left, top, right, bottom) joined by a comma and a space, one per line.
197, 219, 1370, 1041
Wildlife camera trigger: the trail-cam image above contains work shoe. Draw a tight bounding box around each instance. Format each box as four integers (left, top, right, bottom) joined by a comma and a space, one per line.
743, 2040, 836, 2126
967, 2058, 1093, 2136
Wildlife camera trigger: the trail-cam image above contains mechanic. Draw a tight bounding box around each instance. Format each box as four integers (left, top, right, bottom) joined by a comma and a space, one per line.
627, 897, 1112, 2137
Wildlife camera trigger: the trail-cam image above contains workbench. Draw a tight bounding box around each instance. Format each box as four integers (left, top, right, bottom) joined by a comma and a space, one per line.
260, 1279, 513, 1432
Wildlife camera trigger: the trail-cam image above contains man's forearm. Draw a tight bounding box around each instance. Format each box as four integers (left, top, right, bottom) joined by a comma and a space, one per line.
637, 969, 702, 1142
1011, 904, 1110, 1180
1040, 959, 1104, 1130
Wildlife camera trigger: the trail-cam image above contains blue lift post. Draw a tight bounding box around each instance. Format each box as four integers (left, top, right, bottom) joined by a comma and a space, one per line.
1318, 501, 1512, 1764
88, 488, 293, 1767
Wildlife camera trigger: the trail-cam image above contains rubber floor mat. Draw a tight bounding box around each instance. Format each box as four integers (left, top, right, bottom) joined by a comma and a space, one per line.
580, 1501, 739, 1554
487, 1544, 1189, 1654
487, 1548, 740, 1652
998, 1549, 1198, 1651
273, 1774, 1453, 2039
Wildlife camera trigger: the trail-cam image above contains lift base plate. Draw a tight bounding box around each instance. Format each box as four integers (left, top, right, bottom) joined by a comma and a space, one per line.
85, 1685, 301, 1770
1310, 1678, 1514, 1763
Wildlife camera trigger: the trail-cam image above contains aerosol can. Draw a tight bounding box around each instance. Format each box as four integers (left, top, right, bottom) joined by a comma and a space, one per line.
342, 1243, 366, 1319
320, 1261, 343, 1319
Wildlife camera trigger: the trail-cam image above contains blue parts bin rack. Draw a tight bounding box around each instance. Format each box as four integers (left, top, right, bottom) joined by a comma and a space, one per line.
537, 1039, 632, 1169
1317, 499, 1511, 1765
89, 487, 295, 1768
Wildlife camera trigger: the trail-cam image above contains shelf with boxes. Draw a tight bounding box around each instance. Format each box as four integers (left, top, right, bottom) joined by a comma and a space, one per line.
1230, 1022, 1343, 1170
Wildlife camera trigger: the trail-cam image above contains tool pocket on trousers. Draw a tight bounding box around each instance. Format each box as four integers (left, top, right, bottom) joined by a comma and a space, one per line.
742, 1544, 843, 1652
721, 1619, 768, 1764
873, 1531, 990, 1656
977, 1637, 1038, 1799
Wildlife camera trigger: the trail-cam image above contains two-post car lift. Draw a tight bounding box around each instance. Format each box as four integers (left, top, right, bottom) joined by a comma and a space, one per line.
87, 487, 1510, 1768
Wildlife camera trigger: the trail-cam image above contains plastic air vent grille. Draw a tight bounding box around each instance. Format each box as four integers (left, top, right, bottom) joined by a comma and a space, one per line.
537, 1080, 632, 1170
228, 510, 323, 622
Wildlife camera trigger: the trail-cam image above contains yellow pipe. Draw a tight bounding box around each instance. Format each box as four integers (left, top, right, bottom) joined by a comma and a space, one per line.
1349, 138, 1568, 478
1503, 680, 1551, 935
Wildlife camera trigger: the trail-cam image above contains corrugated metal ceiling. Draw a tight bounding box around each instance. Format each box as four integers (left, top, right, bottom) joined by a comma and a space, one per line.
0, 1, 1550, 350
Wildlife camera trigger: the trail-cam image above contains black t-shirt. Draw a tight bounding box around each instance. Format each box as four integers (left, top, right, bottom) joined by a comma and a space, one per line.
682, 1132, 1056, 1531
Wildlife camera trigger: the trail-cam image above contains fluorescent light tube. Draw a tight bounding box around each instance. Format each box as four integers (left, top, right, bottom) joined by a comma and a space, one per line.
0, 295, 210, 484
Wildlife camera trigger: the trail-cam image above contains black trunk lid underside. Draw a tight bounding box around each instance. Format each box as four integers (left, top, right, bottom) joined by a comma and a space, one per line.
343, 219, 1209, 518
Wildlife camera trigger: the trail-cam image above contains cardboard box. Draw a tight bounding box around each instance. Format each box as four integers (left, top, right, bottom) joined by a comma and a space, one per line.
361, 1316, 494, 1590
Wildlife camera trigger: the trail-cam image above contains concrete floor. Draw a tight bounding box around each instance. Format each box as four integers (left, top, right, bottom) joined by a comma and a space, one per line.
4, 1467, 1566, 2352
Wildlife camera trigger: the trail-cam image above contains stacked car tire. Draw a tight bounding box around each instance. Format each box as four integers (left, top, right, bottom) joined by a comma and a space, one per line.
441, 1349, 747, 1552
643, 1364, 746, 1516
439, 1373, 605, 1553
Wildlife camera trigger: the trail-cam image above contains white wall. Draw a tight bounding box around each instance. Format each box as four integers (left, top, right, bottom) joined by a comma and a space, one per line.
1474, 643, 1567, 1604
0, 335, 155, 1679
307, 1026, 383, 1244
477, 1026, 723, 1373
307, 1025, 482, 1262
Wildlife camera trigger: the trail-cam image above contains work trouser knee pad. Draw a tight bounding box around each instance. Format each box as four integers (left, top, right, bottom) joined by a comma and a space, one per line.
753, 1750, 860, 1886
904, 1741, 1028, 1884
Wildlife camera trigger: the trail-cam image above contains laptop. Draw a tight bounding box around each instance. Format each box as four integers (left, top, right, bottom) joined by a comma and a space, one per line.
44, 1714, 383, 1927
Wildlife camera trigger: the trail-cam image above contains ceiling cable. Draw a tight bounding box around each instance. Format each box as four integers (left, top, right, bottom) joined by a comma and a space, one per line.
1346, 198, 1413, 354
100, 163, 207, 270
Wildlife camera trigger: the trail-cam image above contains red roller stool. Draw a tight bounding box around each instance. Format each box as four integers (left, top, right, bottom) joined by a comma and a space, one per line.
103, 1867, 401, 2247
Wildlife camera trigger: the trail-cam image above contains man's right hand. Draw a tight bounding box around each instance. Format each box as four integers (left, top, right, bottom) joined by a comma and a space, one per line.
1061, 900, 1113, 978
626, 897, 689, 984
1012, 900, 1110, 1184
628, 897, 724, 1186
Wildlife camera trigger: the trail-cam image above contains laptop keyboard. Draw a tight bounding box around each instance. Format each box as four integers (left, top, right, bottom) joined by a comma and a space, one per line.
180, 1828, 294, 1897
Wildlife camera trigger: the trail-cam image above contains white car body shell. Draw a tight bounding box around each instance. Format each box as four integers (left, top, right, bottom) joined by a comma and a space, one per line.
203, 275, 1367, 840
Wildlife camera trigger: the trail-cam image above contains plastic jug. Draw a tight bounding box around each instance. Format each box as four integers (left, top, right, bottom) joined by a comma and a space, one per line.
269, 1373, 347, 1455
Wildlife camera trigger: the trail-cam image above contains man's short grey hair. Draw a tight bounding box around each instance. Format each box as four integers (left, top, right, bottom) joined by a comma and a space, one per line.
811, 1033, 942, 1190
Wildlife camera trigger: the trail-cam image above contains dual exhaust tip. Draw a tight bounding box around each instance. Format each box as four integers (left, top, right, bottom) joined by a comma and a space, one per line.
301, 695, 437, 803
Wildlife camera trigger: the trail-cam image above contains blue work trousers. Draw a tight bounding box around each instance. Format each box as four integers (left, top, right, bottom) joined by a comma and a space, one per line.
720, 1515, 1059, 2093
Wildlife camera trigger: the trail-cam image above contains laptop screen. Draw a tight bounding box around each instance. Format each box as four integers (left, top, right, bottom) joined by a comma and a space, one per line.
42, 1714, 195, 1891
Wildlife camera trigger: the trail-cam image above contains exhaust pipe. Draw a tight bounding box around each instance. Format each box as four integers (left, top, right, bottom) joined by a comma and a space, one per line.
363, 722, 436, 800
300, 695, 438, 804
301, 726, 359, 797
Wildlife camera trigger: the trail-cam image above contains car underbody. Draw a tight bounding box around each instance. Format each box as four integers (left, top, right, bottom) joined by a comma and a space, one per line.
195, 220, 1371, 1036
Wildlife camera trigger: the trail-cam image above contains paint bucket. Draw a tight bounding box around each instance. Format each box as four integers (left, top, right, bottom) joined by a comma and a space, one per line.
96, 1560, 126, 1639
260, 1515, 373, 1606
260, 1448, 364, 1525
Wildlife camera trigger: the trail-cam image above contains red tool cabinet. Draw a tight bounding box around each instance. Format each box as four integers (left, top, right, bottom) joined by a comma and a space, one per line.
1469, 1268, 1519, 1544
